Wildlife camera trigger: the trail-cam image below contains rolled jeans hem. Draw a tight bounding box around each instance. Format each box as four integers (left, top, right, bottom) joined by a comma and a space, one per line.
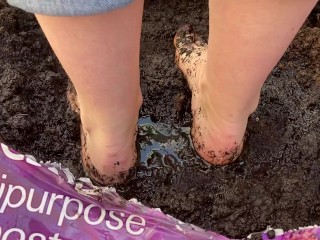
6, 0, 134, 16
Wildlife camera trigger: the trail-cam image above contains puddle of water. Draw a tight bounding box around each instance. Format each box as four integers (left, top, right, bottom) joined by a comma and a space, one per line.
135, 116, 211, 178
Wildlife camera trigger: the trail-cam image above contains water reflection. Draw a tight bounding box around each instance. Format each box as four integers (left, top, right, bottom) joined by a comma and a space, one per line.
137, 116, 211, 178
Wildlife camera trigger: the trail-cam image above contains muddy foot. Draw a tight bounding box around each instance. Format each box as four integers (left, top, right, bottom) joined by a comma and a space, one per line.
81, 127, 137, 186
67, 83, 137, 185
174, 25, 245, 165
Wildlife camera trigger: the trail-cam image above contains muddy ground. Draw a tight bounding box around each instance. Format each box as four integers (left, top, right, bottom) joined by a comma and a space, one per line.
1, 0, 320, 238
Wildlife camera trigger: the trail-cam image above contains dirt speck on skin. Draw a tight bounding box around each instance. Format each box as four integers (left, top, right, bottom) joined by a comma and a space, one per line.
1, 0, 320, 238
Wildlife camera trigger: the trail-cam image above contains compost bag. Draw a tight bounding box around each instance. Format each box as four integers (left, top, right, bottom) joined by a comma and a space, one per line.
0, 143, 319, 240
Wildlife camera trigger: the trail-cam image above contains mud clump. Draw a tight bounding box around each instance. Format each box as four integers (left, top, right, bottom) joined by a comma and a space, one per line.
1, 0, 320, 238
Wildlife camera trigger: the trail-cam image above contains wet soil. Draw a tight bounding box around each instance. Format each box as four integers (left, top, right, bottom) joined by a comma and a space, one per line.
1, 0, 320, 238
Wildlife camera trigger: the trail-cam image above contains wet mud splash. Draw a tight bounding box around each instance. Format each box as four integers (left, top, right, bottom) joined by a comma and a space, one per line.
1, 0, 320, 238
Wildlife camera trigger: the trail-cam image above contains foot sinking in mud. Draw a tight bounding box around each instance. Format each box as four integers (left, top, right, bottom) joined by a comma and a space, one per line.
174, 24, 245, 165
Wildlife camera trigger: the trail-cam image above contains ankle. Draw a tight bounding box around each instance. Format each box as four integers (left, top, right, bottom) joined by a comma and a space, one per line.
200, 84, 258, 128
79, 87, 142, 127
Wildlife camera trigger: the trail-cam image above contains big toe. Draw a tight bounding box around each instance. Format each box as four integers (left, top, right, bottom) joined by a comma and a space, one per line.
174, 24, 196, 50
174, 25, 207, 77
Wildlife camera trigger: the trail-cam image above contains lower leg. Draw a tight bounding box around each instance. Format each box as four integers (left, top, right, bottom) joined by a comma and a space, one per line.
176, 0, 317, 164
35, 0, 144, 184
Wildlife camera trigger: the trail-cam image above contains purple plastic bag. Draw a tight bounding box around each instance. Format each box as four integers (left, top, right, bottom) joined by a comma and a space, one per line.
0, 143, 229, 240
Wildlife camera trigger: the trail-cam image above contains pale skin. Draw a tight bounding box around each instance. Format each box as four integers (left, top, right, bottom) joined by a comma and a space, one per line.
36, 0, 317, 184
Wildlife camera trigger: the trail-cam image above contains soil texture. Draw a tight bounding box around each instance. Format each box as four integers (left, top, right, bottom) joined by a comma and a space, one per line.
1, 0, 320, 238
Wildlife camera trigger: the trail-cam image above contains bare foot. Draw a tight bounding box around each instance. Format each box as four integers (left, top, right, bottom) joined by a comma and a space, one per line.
174, 25, 246, 165
67, 83, 137, 185
80, 126, 137, 185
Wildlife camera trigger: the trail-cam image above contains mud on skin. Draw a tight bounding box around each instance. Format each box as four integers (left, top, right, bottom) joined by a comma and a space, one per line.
1, 0, 320, 238
174, 24, 242, 165
81, 131, 131, 186
67, 81, 137, 185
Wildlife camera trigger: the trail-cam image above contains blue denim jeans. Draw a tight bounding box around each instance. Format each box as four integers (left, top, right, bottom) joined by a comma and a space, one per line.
7, 0, 134, 16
